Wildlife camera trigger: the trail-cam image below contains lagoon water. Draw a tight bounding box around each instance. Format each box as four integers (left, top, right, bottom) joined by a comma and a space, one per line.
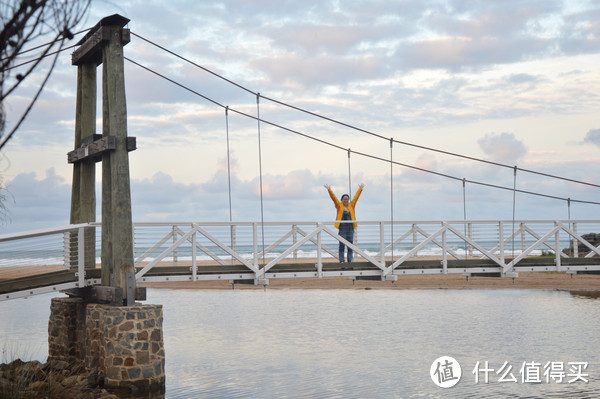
1, 288, 599, 398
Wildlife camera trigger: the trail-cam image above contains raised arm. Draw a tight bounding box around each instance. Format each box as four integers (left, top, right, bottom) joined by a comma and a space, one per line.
351, 183, 365, 205
324, 184, 339, 206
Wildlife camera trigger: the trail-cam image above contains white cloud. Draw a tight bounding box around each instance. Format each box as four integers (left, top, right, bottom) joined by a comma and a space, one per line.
2, 169, 71, 232
583, 128, 600, 147
2, 0, 600, 234
477, 133, 528, 164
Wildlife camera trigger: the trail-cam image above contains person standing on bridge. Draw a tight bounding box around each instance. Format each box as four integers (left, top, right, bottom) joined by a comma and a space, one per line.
324, 183, 364, 263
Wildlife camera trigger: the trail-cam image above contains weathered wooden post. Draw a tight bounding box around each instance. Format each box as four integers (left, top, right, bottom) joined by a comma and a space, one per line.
69, 61, 96, 268
100, 17, 135, 302
54, 14, 165, 394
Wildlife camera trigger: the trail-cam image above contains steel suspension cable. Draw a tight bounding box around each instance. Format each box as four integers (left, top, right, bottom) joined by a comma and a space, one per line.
462, 178, 468, 258
130, 32, 255, 96
256, 93, 266, 268
225, 106, 233, 222
3, 43, 79, 72
390, 139, 600, 190
124, 57, 600, 208
568, 198, 573, 255
390, 138, 394, 262
511, 166, 518, 258
130, 31, 600, 190
347, 149, 352, 198
1, 27, 91, 66
261, 90, 600, 189
225, 106, 236, 265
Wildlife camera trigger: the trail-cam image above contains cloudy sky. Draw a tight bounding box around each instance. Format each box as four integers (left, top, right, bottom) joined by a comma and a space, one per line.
2, 0, 600, 233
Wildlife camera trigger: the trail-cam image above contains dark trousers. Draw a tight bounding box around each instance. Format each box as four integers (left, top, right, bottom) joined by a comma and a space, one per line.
338, 228, 354, 263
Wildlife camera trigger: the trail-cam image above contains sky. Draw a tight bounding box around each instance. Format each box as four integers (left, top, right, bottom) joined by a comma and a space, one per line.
1, 0, 600, 233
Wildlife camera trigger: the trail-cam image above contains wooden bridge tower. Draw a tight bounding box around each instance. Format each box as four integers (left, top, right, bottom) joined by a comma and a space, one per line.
57, 15, 164, 393
68, 14, 137, 304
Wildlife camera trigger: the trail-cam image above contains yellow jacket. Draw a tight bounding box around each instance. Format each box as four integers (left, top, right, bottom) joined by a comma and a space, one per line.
327, 186, 363, 229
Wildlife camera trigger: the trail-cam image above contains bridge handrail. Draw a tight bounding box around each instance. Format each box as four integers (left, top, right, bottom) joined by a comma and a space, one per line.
0, 223, 93, 288
0, 223, 92, 242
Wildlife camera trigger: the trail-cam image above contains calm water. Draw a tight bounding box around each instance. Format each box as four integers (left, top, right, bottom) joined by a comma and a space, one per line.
1, 288, 599, 398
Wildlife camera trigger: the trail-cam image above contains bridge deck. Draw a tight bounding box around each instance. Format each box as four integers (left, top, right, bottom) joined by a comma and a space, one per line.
2, 257, 599, 298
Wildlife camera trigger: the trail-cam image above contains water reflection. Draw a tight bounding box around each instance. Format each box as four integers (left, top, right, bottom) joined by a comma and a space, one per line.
153, 289, 600, 398
0, 288, 599, 398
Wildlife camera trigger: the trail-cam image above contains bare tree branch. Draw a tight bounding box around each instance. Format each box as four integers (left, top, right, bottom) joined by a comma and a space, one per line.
0, 0, 91, 219
1, 0, 91, 139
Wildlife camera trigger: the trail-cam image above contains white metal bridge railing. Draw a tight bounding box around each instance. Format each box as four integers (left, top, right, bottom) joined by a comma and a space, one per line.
1, 220, 600, 300
0, 223, 100, 300
130, 220, 600, 283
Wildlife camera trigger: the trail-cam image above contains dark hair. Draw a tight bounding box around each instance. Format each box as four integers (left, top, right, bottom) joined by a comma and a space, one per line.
341, 194, 350, 201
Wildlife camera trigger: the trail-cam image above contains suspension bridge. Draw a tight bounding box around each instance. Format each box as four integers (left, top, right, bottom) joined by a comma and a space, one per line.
2, 15, 600, 303
2, 218, 600, 301
6, 14, 600, 394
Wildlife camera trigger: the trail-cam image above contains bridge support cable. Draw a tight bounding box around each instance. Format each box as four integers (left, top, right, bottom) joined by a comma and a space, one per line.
225, 106, 236, 265
511, 166, 518, 259
256, 93, 266, 271
225, 106, 233, 223
390, 139, 394, 263
462, 178, 468, 258
567, 197, 573, 255
347, 149, 352, 198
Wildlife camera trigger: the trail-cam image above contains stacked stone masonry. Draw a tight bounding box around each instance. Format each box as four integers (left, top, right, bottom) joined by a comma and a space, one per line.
48, 297, 87, 366
48, 298, 165, 393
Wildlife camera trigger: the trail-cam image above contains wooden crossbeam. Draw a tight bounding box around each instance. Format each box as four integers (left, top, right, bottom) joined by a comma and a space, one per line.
68, 136, 136, 163
72, 14, 131, 66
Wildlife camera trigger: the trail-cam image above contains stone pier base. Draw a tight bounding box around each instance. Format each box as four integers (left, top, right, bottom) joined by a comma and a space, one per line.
48, 297, 165, 394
